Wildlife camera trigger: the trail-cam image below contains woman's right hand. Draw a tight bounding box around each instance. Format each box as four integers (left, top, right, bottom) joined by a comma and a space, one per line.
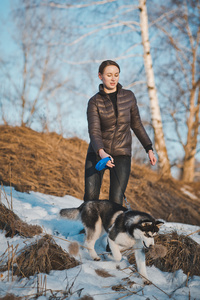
98, 149, 115, 168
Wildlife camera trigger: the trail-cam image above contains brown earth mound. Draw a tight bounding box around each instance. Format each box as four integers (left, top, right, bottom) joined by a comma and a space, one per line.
0, 125, 87, 198
0, 234, 80, 278
126, 169, 200, 225
0, 125, 199, 225
0, 203, 42, 238
0, 295, 22, 300
128, 231, 200, 277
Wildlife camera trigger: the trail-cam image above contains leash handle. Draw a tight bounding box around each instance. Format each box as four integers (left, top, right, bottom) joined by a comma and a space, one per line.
95, 157, 111, 171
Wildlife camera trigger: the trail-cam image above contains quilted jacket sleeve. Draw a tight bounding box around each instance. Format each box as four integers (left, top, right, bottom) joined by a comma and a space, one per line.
130, 93, 152, 149
87, 96, 104, 153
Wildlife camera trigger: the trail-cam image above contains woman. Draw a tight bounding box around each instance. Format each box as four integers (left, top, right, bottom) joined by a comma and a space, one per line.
84, 60, 157, 205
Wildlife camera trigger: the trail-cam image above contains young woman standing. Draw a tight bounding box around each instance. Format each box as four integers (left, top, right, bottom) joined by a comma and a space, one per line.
84, 60, 156, 205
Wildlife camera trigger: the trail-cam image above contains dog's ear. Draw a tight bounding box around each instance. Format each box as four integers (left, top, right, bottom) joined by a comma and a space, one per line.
141, 221, 153, 227
155, 220, 164, 228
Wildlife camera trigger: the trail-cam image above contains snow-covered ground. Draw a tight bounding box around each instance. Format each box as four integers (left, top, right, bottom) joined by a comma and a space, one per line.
0, 186, 200, 299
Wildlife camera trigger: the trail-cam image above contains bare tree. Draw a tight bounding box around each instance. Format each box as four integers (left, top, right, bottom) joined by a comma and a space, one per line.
0, 0, 69, 131
151, 0, 200, 181
139, 0, 171, 177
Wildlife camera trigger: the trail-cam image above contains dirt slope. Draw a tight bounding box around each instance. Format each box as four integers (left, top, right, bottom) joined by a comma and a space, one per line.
0, 125, 199, 225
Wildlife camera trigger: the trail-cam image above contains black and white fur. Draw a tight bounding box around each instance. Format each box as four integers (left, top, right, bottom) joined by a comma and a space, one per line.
60, 200, 163, 282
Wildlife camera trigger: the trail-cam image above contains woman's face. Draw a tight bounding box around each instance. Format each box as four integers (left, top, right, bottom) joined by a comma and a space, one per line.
98, 65, 120, 93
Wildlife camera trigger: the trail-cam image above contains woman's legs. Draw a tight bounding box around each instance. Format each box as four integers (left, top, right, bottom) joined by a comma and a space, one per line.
109, 156, 131, 205
84, 152, 104, 201
84, 153, 131, 205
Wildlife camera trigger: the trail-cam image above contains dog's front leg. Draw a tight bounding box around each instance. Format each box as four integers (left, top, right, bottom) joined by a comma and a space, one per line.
134, 248, 149, 284
108, 237, 122, 261
85, 226, 101, 261
85, 239, 100, 261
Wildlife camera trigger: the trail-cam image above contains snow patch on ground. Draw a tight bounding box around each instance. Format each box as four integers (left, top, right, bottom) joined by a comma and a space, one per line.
0, 186, 200, 300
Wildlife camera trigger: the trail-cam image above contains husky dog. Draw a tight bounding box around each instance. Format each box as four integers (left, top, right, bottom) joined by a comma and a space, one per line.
60, 200, 163, 282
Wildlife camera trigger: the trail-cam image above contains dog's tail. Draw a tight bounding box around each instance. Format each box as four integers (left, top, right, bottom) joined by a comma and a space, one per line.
60, 207, 80, 220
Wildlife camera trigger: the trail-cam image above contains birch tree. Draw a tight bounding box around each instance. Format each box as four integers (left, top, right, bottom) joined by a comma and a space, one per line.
139, 0, 171, 177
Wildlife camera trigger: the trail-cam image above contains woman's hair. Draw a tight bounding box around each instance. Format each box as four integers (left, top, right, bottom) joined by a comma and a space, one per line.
98, 60, 120, 74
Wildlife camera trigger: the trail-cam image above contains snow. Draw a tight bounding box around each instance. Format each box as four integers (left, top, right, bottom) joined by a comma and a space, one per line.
0, 186, 200, 299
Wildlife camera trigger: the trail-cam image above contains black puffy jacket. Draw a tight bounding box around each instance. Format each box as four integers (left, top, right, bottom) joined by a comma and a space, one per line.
87, 83, 152, 156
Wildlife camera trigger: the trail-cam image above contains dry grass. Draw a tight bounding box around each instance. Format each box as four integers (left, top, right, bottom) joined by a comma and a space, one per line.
0, 295, 22, 300
128, 231, 200, 277
126, 172, 200, 225
95, 268, 114, 278
0, 234, 80, 278
16, 234, 80, 277
0, 125, 87, 198
79, 296, 94, 300
0, 125, 200, 225
68, 241, 80, 256
0, 203, 42, 238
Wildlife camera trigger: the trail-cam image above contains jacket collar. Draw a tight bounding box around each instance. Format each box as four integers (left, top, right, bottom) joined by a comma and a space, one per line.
98, 83, 122, 96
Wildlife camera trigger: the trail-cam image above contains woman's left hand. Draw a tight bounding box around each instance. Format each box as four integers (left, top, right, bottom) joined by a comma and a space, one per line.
98, 149, 115, 168
148, 150, 157, 166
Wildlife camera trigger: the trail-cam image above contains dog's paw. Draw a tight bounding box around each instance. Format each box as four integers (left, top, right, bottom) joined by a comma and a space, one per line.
94, 257, 101, 261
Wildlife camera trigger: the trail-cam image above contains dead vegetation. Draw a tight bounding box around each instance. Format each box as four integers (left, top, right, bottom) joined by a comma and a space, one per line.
0, 295, 22, 300
95, 268, 114, 278
68, 241, 80, 257
79, 296, 94, 300
0, 235, 80, 278
126, 171, 200, 225
0, 125, 199, 225
0, 203, 42, 238
128, 231, 200, 277
0, 125, 87, 198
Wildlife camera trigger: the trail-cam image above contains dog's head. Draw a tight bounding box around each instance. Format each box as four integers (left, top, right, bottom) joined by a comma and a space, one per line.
125, 212, 164, 249
134, 220, 164, 248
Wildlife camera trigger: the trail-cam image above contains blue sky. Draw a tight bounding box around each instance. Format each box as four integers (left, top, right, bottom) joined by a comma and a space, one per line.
0, 0, 9, 17
0, 1, 12, 50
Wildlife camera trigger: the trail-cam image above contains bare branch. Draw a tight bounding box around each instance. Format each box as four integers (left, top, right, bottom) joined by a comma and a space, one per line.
42, 0, 117, 9
183, 1, 195, 49
149, 8, 178, 27
66, 20, 139, 47
125, 80, 146, 89
170, 111, 185, 148
61, 53, 142, 65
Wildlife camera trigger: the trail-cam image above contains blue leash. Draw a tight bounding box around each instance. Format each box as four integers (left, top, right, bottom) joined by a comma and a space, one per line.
95, 157, 111, 171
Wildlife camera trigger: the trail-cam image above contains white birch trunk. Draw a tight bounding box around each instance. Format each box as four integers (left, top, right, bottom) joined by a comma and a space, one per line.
139, 0, 171, 176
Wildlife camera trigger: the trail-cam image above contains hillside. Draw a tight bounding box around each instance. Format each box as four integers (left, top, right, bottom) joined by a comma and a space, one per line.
0, 125, 199, 226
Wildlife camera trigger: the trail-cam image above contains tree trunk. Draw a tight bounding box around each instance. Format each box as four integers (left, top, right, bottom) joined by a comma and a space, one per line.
182, 87, 200, 181
182, 151, 195, 182
139, 0, 171, 177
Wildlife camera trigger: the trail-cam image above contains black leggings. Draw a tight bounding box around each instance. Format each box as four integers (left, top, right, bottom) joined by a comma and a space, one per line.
84, 152, 131, 205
